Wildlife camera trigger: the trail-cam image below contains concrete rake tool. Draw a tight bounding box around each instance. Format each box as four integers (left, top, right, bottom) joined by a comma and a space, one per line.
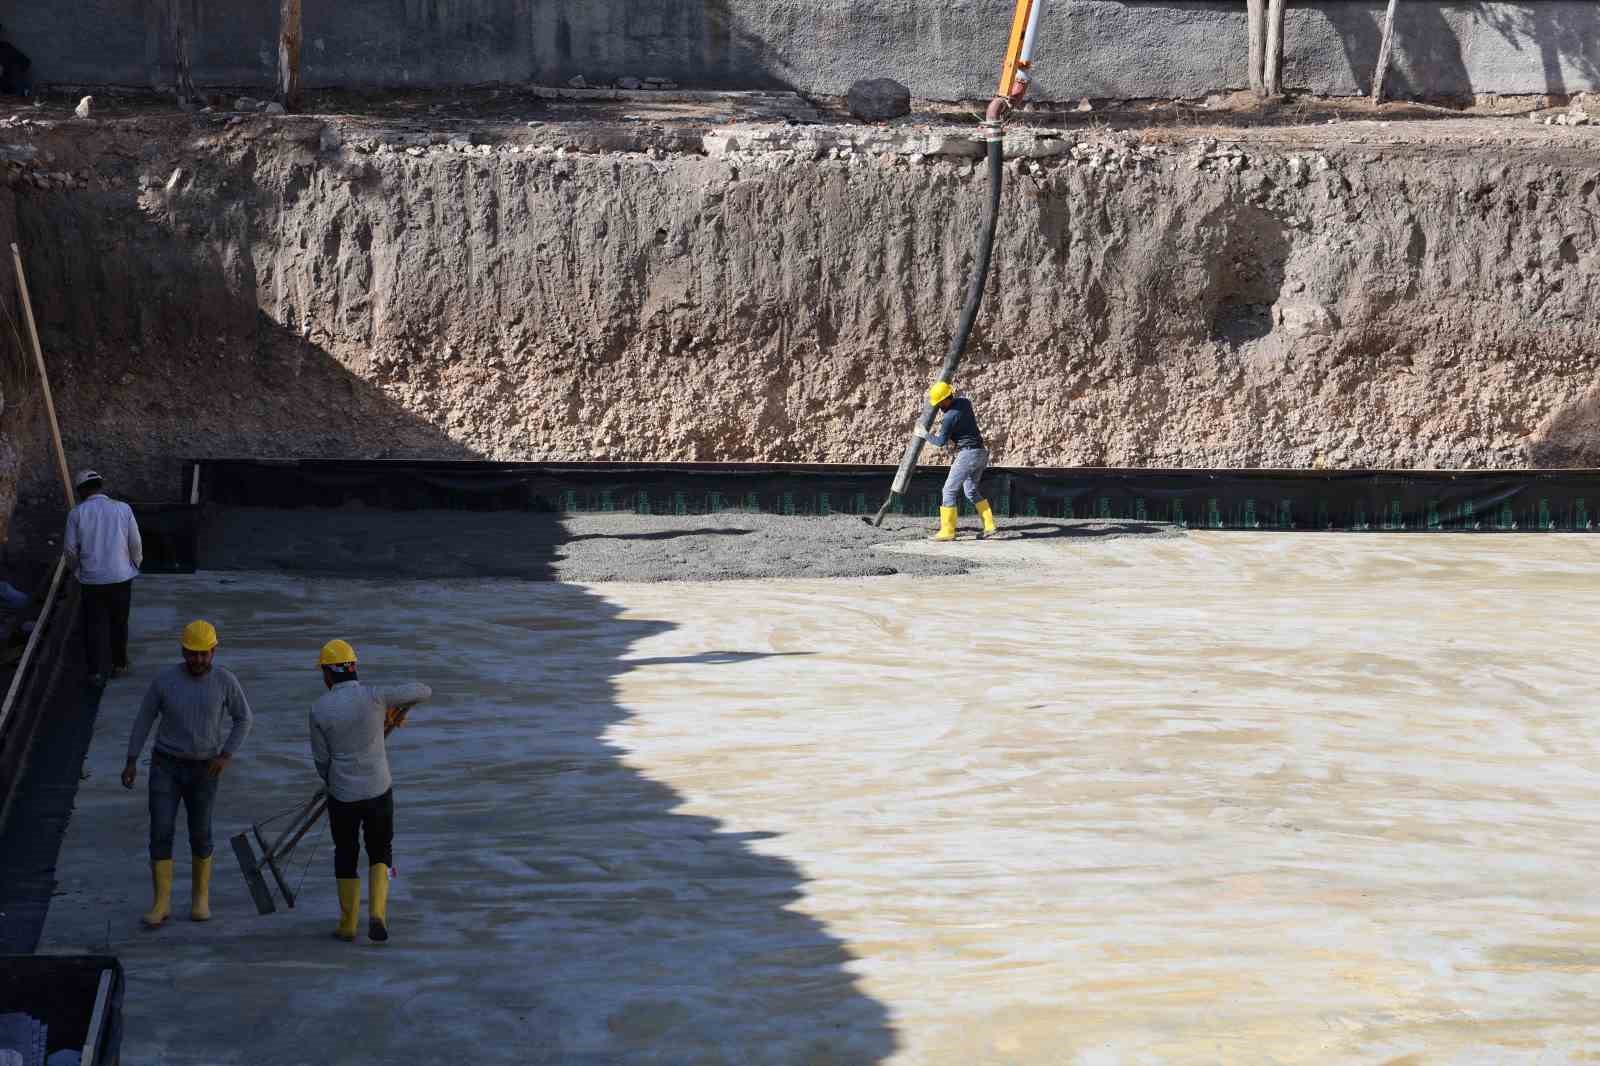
231, 704, 415, 915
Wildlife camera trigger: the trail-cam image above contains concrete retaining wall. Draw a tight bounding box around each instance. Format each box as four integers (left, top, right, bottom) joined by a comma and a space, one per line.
3, 1, 1598, 99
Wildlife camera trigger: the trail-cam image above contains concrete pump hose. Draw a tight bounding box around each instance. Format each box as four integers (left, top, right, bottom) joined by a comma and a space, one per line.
870, 119, 1005, 526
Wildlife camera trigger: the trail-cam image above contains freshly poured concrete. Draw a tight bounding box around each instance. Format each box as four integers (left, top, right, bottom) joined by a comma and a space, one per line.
39, 533, 1600, 1064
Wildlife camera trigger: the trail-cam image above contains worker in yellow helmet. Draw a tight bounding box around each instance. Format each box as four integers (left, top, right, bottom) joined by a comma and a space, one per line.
914, 381, 999, 541
122, 620, 253, 927
309, 638, 432, 943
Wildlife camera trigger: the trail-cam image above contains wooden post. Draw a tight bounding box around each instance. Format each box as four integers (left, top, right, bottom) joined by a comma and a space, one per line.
1263, 0, 1286, 97
1372, 0, 1401, 105
1246, 0, 1266, 97
11, 244, 74, 510
279, 0, 302, 111
167, 0, 197, 107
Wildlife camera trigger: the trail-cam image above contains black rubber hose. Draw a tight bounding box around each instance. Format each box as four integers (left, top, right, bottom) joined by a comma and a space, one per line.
869, 127, 1005, 526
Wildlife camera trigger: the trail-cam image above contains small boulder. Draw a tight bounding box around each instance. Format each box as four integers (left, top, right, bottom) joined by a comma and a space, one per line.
264, 101, 286, 115
847, 77, 911, 122
235, 96, 261, 112
617, 77, 643, 91
567, 75, 588, 89
73, 95, 94, 119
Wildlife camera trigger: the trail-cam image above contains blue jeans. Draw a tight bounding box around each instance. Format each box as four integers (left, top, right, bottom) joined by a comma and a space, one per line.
941, 447, 989, 507
148, 751, 219, 861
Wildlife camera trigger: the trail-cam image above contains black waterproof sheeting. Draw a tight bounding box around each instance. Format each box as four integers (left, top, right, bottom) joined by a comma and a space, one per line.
194, 459, 1600, 532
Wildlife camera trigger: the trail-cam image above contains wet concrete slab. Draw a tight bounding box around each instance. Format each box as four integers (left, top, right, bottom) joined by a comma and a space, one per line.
37, 533, 1600, 1064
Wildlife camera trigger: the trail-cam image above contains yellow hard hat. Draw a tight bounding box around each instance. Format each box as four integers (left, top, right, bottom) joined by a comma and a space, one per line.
181, 620, 218, 652
927, 381, 953, 406
318, 639, 358, 667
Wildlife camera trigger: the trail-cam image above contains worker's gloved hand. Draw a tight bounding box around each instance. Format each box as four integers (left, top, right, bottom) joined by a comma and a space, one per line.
206, 753, 231, 779
912, 425, 929, 440
384, 706, 409, 731
121, 759, 137, 789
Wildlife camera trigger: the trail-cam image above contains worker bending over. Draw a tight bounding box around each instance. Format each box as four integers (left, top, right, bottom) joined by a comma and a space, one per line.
309, 639, 431, 944
123, 620, 253, 927
914, 382, 998, 541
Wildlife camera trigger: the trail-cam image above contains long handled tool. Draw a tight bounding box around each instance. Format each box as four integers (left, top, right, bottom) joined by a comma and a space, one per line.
867, 0, 1044, 526
232, 705, 415, 915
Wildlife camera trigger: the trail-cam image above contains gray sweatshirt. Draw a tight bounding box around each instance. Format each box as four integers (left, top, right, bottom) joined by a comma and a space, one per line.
309, 679, 432, 803
127, 664, 253, 761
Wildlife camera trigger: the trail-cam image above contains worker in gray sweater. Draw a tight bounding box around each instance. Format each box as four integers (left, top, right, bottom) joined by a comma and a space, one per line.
309, 638, 432, 943
122, 620, 253, 927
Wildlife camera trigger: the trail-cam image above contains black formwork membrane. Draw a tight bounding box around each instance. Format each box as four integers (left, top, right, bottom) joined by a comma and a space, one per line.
193, 459, 1600, 528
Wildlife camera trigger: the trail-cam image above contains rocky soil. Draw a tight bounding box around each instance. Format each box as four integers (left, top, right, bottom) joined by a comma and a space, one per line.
0, 94, 1597, 533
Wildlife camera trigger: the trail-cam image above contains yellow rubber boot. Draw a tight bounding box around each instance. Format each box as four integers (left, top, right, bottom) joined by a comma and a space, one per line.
932, 505, 958, 542
368, 864, 390, 943
142, 859, 174, 928
975, 499, 998, 538
190, 855, 212, 922
334, 878, 361, 942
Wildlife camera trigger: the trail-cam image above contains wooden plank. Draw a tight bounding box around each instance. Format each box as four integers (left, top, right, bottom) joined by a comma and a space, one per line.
0, 555, 67, 739
1372, 0, 1401, 105
279, 0, 302, 111
1247, 0, 1266, 97
79, 967, 114, 1066
1263, 0, 1286, 97
11, 244, 74, 509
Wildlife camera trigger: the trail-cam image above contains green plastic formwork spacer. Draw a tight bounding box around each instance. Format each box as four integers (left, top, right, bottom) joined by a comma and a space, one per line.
1171, 499, 1186, 528
1207, 499, 1222, 529
819, 493, 832, 516
1498, 503, 1514, 530
636, 491, 652, 516
745, 492, 760, 513
1277, 499, 1293, 530
782, 492, 796, 516
891, 494, 904, 515
1025, 497, 1038, 517
1387, 500, 1404, 530
1427, 500, 1440, 530
1538, 498, 1551, 530
673, 491, 688, 516
1459, 499, 1475, 529
1578, 498, 1590, 530
562, 489, 578, 513
1096, 497, 1112, 520
1134, 498, 1148, 522
599, 489, 614, 513
1242, 499, 1258, 529
1355, 504, 1367, 531
1316, 500, 1330, 529
708, 491, 723, 513
853, 492, 867, 515
998, 493, 1011, 517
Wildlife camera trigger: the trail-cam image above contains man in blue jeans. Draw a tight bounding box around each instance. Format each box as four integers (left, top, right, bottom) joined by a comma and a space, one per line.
122, 620, 253, 927
914, 381, 999, 541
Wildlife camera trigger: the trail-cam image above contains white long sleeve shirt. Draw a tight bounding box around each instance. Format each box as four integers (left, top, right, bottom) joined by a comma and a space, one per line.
310, 679, 432, 802
63, 494, 142, 585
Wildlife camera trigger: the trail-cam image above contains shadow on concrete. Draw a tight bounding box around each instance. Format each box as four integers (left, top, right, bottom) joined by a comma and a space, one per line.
623, 649, 814, 667
1327, 2, 1471, 103
1481, 3, 1600, 99
1001, 520, 1172, 540
1525, 385, 1600, 468
3, 123, 896, 1063
567, 527, 755, 543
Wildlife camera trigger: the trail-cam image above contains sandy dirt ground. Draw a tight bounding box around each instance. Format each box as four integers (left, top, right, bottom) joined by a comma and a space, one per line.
37, 530, 1600, 1064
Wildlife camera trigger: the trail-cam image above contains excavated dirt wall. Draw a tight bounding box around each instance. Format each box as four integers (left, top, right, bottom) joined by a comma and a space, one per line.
2, 110, 1599, 510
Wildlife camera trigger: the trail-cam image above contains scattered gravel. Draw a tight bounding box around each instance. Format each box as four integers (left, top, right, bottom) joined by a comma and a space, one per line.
199, 508, 1178, 582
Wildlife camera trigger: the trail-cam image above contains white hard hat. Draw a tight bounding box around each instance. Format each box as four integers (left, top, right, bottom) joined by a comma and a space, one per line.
74, 469, 103, 488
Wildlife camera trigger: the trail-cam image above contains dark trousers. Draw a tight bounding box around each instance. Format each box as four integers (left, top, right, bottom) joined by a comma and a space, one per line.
329, 789, 393, 878
81, 579, 133, 677
148, 751, 219, 861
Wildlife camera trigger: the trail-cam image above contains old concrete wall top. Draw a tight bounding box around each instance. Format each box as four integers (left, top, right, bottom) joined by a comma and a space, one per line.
2, 2, 1597, 100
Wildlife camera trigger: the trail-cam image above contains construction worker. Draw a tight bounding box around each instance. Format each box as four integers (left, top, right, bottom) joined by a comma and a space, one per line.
914, 382, 998, 541
122, 620, 253, 927
63, 469, 142, 685
309, 639, 431, 944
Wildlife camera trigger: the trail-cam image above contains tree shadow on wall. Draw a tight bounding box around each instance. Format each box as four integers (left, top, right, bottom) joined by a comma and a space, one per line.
1479, 3, 1600, 99
10, 122, 898, 1064
1325, 2, 1471, 103
1525, 385, 1600, 468
536, 0, 794, 91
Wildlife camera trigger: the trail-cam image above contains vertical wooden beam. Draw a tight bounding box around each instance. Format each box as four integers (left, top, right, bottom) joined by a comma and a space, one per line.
10, 244, 74, 509
279, 0, 302, 111
1372, 0, 1401, 105
169, 0, 197, 107
1264, 0, 1286, 97
1247, 0, 1266, 97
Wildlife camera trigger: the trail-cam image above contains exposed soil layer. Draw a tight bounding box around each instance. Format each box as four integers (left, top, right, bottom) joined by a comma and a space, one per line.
198, 510, 1177, 581
1, 93, 1598, 526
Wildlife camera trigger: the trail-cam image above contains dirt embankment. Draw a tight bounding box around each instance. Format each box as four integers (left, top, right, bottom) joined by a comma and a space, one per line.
0, 100, 1597, 520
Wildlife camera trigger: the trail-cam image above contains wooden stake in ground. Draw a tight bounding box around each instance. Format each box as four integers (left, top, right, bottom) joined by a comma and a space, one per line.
10, 244, 74, 509
279, 0, 302, 111
1246, 0, 1266, 97
1372, 0, 1401, 105
166, 0, 197, 107
1263, 0, 1286, 97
